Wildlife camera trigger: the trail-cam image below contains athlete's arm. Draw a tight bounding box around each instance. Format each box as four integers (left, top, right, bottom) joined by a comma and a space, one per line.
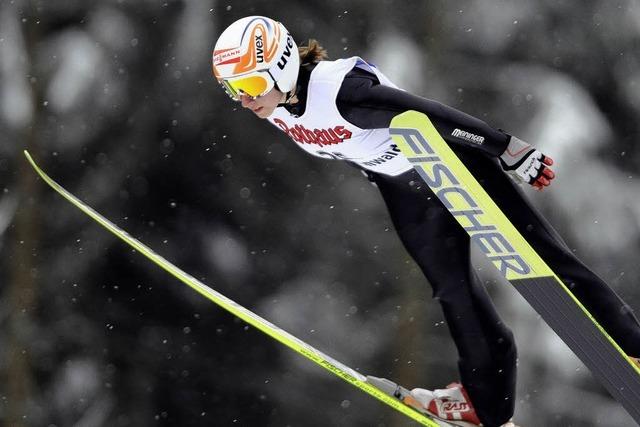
337, 68, 555, 189
336, 68, 510, 156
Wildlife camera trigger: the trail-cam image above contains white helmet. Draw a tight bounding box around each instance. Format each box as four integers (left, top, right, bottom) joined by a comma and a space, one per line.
212, 16, 299, 100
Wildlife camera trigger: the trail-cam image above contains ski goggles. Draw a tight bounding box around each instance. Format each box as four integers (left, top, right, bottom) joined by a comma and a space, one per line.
219, 71, 276, 101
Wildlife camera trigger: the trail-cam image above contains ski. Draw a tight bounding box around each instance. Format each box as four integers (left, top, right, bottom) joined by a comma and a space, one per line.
23, 151, 455, 427
389, 111, 640, 423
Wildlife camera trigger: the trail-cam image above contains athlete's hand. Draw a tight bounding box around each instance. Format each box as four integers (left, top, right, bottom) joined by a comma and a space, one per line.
499, 136, 555, 191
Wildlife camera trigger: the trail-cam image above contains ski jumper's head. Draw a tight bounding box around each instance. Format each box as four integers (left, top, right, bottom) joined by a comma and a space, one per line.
213, 16, 299, 118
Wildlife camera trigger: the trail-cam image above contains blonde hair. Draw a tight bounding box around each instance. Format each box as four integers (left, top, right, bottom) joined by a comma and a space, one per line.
298, 39, 328, 65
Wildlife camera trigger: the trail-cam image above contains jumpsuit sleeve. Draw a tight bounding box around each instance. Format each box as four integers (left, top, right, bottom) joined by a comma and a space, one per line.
336, 69, 511, 157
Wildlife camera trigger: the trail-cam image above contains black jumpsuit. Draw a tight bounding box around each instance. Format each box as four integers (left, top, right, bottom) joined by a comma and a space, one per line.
284, 64, 640, 427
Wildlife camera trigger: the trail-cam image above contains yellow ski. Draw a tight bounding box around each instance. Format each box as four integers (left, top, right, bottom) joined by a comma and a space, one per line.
23, 150, 453, 426
389, 111, 640, 423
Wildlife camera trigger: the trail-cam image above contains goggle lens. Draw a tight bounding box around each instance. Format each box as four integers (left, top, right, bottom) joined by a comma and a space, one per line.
221, 75, 272, 100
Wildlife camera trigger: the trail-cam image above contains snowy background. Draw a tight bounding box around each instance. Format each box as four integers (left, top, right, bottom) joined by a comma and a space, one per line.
2, 0, 640, 426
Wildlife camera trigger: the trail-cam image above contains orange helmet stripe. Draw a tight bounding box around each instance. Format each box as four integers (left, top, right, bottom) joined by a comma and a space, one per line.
234, 22, 281, 74
263, 23, 280, 63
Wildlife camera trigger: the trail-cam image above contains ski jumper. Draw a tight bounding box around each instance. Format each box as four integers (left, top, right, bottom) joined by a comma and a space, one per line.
268, 57, 640, 427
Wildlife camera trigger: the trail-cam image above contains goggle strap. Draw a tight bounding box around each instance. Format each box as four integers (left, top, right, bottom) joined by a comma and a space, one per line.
220, 80, 239, 100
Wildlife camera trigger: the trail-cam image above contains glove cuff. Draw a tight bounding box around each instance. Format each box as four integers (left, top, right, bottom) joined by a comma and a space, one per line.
500, 136, 532, 168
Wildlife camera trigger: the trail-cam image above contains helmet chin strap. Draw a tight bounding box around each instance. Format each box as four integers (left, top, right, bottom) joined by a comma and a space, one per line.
276, 90, 296, 107
274, 78, 299, 107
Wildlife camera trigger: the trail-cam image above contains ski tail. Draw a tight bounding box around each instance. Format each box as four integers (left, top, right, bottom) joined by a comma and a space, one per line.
23, 150, 443, 426
389, 111, 640, 423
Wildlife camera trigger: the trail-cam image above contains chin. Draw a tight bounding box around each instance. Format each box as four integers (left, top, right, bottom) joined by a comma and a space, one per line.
256, 109, 273, 119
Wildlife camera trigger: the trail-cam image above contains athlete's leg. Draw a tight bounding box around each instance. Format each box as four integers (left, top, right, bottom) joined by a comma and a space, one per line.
370, 169, 516, 427
459, 149, 640, 357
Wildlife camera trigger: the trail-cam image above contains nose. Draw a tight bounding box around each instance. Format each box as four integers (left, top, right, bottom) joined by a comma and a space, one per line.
240, 94, 254, 108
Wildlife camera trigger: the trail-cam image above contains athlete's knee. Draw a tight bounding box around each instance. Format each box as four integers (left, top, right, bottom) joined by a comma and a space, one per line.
429, 276, 470, 303
498, 326, 517, 360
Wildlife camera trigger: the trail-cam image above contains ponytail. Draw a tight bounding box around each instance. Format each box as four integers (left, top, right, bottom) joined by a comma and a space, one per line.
298, 39, 328, 65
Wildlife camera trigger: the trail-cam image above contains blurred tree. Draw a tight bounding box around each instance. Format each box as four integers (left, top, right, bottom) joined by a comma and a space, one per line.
5, 2, 39, 426
0, 1, 639, 426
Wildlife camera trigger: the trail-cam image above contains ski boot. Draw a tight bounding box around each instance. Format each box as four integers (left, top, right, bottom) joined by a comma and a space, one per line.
367, 376, 520, 427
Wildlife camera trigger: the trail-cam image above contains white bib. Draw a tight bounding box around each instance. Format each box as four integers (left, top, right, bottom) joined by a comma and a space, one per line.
267, 57, 412, 176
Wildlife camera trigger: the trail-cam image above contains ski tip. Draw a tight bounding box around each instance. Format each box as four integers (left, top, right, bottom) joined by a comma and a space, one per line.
23, 150, 46, 181
23, 150, 35, 166
23, 150, 41, 173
